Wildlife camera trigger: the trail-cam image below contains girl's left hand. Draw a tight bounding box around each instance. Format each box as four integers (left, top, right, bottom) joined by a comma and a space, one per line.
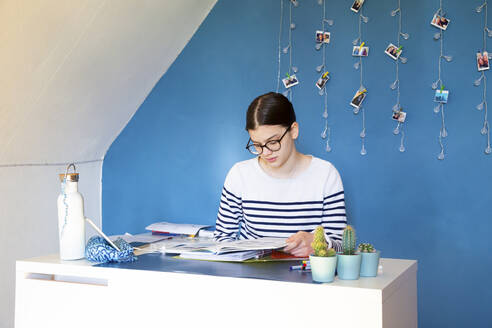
283, 231, 314, 257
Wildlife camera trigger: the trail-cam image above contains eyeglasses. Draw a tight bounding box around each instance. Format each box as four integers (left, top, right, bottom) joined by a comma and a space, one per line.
245, 126, 291, 155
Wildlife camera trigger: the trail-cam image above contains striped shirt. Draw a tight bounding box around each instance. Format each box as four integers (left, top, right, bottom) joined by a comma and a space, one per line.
214, 156, 347, 252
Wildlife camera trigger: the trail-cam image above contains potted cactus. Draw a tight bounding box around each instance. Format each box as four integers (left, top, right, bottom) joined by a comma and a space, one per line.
358, 243, 380, 277
336, 225, 362, 280
309, 226, 337, 283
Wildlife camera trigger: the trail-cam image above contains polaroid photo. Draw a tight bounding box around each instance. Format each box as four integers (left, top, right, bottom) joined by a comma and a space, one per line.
392, 111, 407, 123
316, 31, 331, 44
385, 43, 402, 60
477, 51, 490, 71
323, 32, 331, 44
282, 75, 299, 89
316, 72, 330, 90
350, 89, 367, 109
431, 14, 450, 30
434, 90, 449, 103
351, 0, 365, 13
352, 46, 369, 57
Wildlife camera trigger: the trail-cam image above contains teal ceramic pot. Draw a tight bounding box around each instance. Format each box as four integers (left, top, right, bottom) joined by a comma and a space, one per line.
336, 253, 362, 280
309, 255, 337, 283
360, 250, 381, 277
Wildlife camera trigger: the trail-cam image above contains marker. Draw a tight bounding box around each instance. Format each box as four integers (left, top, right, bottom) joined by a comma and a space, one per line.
289, 262, 311, 271
322, 71, 330, 78
360, 42, 365, 48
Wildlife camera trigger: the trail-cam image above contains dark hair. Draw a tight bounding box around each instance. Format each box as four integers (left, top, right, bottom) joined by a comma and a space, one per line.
246, 92, 296, 130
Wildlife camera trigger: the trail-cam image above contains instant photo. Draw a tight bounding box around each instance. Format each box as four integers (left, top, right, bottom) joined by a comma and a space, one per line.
282, 75, 299, 89
352, 46, 369, 57
316, 72, 330, 90
392, 111, 407, 123
323, 32, 331, 44
385, 43, 402, 60
431, 14, 450, 30
434, 90, 449, 103
316, 31, 331, 44
477, 51, 490, 71
350, 89, 367, 109
351, 0, 365, 13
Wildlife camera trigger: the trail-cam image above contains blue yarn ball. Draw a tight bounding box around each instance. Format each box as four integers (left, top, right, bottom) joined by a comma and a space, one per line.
85, 236, 137, 263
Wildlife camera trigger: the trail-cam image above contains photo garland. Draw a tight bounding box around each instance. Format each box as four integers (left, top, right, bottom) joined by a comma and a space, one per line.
315, 0, 334, 152
431, 0, 453, 160
473, 0, 492, 155
276, 0, 299, 102
350, 0, 370, 156
388, 0, 409, 153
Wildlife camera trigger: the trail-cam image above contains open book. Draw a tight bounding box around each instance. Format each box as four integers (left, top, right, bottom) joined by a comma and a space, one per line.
161, 237, 287, 255
178, 250, 269, 262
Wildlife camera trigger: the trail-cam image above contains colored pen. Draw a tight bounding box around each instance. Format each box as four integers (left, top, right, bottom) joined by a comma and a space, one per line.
289, 264, 311, 271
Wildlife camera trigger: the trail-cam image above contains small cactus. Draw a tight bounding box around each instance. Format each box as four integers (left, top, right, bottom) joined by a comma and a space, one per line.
342, 225, 356, 255
311, 226, 336, 257
358, 243, 375, 253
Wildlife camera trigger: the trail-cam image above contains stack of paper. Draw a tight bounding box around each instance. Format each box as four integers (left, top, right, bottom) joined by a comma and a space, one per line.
110, 232, 172, 246
145, 221, 212, 236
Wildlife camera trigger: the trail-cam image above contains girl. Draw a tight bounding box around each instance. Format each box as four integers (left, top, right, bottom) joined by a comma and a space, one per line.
213, 92, 347, 257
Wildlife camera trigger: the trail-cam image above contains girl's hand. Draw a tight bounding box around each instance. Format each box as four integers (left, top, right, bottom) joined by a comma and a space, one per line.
283, 231, 314, 257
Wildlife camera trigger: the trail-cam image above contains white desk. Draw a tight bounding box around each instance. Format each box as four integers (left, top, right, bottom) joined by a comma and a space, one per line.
16, 253, 417, 328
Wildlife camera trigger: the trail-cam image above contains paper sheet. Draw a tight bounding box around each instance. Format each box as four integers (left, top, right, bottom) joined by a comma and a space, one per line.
110, 232, 172, 244
145, 221, 211, 235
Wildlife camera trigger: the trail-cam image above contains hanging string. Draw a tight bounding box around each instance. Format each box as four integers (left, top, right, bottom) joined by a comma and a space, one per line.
289, 0, 293, 102
276, 0, 284, 93
280, 0, 298, 101
474, 0, 492, 155
0, 159, 102, 168
352, 5, 369, 156
431, 0, 452, 160
317, 0, 334, 152
390, 0, 409, 152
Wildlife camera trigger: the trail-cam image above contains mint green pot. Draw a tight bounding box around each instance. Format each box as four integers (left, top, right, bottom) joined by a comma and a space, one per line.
336, 253, 361, 280
360, 250, 380, 277
309, 255, 337, 283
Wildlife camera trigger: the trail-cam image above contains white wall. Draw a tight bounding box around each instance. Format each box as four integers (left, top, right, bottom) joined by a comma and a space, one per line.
0, 0, 217, 164
0, 163, 102, 328
0, 1, 216, 327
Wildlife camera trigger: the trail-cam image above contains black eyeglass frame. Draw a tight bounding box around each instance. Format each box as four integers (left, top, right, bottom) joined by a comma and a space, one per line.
245, 126, 292, 155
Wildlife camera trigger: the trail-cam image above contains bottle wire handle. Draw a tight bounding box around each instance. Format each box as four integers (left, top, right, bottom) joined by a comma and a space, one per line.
63, 163, 77, 181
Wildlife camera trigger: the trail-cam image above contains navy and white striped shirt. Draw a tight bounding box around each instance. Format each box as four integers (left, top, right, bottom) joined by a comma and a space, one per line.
214, 156, 347, 252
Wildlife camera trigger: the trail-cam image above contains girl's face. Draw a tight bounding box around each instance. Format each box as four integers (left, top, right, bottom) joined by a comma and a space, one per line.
248, 123, 299, 168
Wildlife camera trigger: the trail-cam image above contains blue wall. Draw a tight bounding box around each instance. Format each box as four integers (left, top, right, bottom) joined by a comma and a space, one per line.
103, 0, 491, 326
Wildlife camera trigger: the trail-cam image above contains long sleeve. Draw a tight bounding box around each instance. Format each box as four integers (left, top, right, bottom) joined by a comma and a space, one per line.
322, 165, 347, 253
214, 165, 243, 242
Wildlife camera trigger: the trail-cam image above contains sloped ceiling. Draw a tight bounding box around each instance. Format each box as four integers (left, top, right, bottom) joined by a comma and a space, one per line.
0, 0, 216, 164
